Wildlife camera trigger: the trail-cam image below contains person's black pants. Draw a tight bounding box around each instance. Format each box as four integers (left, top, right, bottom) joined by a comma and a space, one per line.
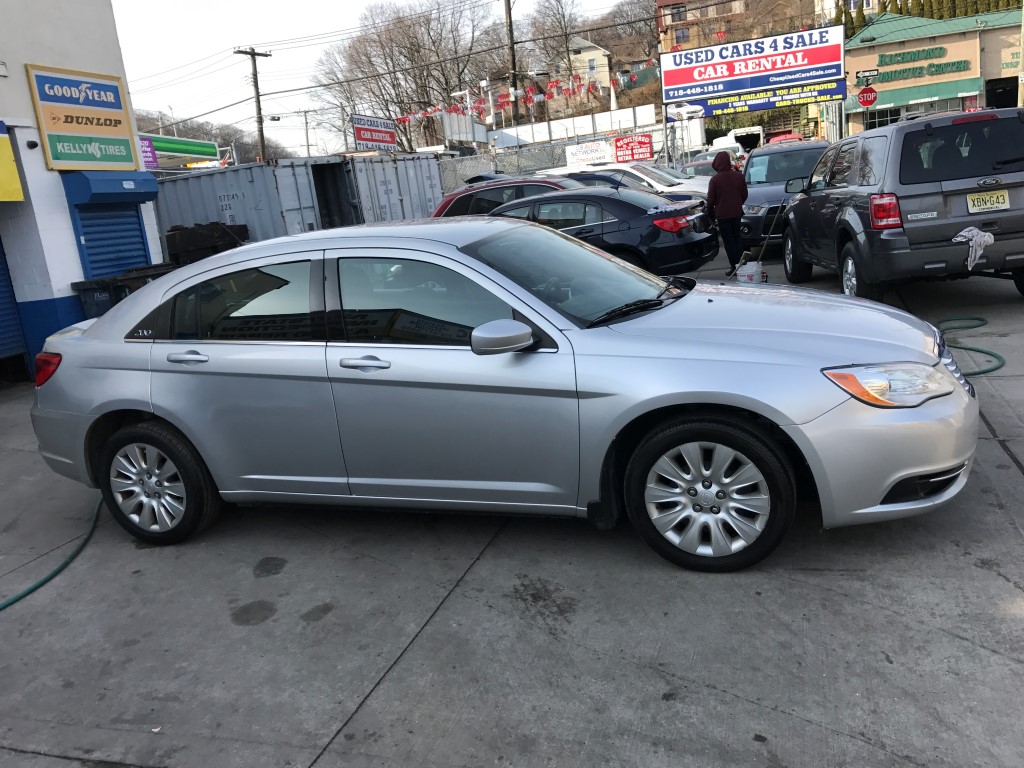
718, 217, 743, 268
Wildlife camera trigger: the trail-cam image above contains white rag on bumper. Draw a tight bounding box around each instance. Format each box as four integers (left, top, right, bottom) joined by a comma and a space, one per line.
952, 226, 995, 270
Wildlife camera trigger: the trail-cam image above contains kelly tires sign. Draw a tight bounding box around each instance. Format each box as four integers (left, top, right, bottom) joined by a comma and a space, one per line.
26, 65, 138, 171
352, 114, 398, 152
660, 26, 845, 103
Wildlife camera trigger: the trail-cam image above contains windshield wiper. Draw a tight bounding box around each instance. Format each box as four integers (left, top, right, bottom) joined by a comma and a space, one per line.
655, 274, 693, 300
993, 155, 1024, 170
586, 299, 666, 327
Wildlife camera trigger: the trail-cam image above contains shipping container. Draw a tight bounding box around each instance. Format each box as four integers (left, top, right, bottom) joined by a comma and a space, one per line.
155, 154, 443, 250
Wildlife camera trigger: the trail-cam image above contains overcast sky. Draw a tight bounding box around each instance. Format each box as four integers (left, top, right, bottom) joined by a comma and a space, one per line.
111, 0, 616, 155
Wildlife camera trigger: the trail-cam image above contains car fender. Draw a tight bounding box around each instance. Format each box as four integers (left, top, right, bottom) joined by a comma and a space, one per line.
833, 209, 876, 278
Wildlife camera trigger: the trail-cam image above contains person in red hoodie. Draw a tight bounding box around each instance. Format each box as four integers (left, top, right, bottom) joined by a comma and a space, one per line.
706, 150, 749, 277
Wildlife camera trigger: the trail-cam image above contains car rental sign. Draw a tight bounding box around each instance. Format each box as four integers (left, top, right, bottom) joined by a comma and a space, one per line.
352, 114, 398, 152
661, 26, 845, 104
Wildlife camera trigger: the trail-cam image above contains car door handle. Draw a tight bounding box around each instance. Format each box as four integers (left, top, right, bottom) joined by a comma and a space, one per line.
574, 228, 595, 236
340, 356, 391, 371
166, 351, 209, 364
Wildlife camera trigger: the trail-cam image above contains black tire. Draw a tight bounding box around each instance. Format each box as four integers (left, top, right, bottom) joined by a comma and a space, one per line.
783, 231, 812, 283
623, 418, 796, 572
99, 421, 222, 545
839, 242, 882, 301
1013, 269, 1024, 298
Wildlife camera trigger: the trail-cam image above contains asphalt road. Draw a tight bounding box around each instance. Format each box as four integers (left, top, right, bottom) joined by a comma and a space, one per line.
1, 250, 1022, 768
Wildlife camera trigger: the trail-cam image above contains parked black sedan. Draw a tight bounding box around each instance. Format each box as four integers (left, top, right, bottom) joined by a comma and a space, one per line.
488, 187, 719, 275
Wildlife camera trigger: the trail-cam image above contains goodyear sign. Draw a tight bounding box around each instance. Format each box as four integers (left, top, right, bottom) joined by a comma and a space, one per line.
26, 65, 138, 171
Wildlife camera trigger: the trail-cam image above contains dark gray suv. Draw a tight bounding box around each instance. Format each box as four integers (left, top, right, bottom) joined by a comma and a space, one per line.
782, 108, 1024, 300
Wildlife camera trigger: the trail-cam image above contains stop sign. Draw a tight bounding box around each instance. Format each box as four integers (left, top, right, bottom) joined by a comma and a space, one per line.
858, 87, 878, 108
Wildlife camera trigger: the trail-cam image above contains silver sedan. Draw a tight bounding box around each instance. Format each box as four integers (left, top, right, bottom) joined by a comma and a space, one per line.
31, 218, 978, 571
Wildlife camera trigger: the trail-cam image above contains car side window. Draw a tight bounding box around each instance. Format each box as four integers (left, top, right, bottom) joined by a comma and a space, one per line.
808, 147, 838, 191
337, 258, 513, 346
828, 143, 858, 187
857, 136, 889, 186
618, 170, 653, 188
521, 184, 556, 198
443, 193, 473, 217
537, 202, 587, 229
171, 261, 314, 342
496, 205, 532, 220
586, 204, 613, 223
468, 187, 516, 214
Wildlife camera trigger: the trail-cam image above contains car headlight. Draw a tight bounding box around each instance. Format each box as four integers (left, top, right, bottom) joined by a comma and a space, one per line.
742, 205, 763, 215
823, 363, 954, 408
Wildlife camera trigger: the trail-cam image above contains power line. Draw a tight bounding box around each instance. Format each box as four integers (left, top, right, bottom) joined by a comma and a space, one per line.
132, 57, 243, 95
128, 50, 231, 83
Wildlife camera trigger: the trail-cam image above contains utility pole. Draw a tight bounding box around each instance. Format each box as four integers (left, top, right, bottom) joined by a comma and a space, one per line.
234, 47, 272, 162
503, 0, 520, 127
302, 110, 312, 157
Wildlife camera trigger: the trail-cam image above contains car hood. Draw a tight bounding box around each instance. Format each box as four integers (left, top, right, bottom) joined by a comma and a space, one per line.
743, 183, 791, 208
609, 282, 939, 367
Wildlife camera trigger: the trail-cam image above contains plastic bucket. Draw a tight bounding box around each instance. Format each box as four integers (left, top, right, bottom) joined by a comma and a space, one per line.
735, 263, 758, 283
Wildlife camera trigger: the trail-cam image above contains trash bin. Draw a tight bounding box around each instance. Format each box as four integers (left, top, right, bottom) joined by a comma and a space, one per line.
117, 263, 179, 292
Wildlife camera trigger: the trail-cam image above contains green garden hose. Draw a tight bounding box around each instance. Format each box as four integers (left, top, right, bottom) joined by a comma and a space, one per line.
0, 497, 102, 613
936, 316, 1005, 377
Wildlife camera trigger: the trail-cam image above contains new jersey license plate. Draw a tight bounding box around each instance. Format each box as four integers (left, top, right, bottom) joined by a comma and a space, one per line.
967, 190, 1010, 214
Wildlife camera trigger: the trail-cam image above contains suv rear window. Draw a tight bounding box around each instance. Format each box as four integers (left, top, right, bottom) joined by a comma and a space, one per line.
899, 116, 1024, 184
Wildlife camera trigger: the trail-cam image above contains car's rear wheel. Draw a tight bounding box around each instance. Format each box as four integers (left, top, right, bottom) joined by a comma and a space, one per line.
783, 231, 812, 283
840, 243, 882, 301
1012, 269, 1024, 298
623, 418, 796, 572
100, 422, 221, 545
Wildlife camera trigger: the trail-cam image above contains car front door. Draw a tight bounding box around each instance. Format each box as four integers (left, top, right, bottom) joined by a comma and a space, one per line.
326, 250, 580, 512
150, 252, 350, 501
797, 146, 839, 262
818, 141, 860, 268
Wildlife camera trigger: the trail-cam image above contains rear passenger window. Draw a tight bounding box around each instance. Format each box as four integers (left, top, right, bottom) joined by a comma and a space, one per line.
829, 143, 857, 187
172, 261, 314, 342
468, 187, 516, 214
857, 137, 888, 186
496, 206, 532, 219
538, 202, 587, 229
443, 193, 473, 216
522, 184, 557, 198
338, 258, 512, 345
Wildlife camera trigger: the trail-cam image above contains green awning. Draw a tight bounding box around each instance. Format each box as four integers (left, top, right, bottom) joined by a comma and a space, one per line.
845, 77, 985, 113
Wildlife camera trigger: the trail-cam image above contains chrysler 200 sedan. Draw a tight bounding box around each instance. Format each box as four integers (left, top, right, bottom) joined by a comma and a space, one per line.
31, 218, 978, 571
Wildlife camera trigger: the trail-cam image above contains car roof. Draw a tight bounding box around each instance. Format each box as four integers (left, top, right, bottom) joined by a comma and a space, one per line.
452, 175, 569, 193
747, 140, 830, 156
850, 106, 1020, 140
489, 186, 639, 213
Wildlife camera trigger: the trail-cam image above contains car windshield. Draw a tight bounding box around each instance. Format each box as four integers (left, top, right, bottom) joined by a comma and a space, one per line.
632, 164, 681, 187
899, 116, 1024, 184
744, 148, 825, 184
460, 224, 679, 325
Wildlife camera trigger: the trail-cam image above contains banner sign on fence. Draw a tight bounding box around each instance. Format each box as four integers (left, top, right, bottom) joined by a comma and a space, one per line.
686, 80, 847, 117
660, 26, 845, 103
566, 140, 612, 165
613, 134, 654, 162
352, 114, 398, 151
26, 64, 138, 171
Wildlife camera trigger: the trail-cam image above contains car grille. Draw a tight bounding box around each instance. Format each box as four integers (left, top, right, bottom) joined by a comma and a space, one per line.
939, 340, 975, 398
762, 205, 786, 235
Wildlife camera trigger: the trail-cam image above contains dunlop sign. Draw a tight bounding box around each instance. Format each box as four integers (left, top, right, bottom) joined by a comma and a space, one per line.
26, 64, 139, 171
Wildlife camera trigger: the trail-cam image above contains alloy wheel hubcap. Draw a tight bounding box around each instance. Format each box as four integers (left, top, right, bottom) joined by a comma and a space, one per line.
843, 258, 857, 296
110, 443, 187, 532
644, 441, 770, 558
784, 239, 793, 271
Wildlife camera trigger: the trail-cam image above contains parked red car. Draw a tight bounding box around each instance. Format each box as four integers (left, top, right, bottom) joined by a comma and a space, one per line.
432, 175, 584, 217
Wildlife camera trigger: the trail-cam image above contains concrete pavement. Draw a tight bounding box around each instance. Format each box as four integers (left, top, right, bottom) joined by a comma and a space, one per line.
1, 251, 1023, 768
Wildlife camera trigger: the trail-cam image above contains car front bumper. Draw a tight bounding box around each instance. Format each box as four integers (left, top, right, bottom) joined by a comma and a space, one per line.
782, 383, 979, 528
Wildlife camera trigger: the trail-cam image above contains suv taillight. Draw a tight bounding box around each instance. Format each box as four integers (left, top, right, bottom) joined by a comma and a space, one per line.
35, 352, 62, 387
653, 215, 691, 233
870, 194, 902, 229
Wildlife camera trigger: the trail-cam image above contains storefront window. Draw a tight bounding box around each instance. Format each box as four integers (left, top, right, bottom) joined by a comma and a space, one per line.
864, 108, 902, 130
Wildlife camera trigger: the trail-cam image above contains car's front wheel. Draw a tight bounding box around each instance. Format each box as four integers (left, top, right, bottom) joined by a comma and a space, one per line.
623, 417, 796, 572
100, 421, 222, 545
840, 243, 882, 301
783, 231, 812, 283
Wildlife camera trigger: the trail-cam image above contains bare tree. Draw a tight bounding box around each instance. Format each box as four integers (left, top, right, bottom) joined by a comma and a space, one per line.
529, 0, 583, 80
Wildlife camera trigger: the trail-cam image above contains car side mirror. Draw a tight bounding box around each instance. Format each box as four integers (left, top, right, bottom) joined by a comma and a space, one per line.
785, 177, 806, 194
471, 318, 535, 355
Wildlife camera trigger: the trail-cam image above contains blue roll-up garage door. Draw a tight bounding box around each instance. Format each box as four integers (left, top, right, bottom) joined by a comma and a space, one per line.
0, 238, 25, 358
77, 204, 150, 279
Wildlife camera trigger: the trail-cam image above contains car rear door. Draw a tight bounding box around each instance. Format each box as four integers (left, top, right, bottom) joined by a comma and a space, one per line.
325, 248, 580, 511
150, 251, 350, 500
895, 115, 1024, 268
